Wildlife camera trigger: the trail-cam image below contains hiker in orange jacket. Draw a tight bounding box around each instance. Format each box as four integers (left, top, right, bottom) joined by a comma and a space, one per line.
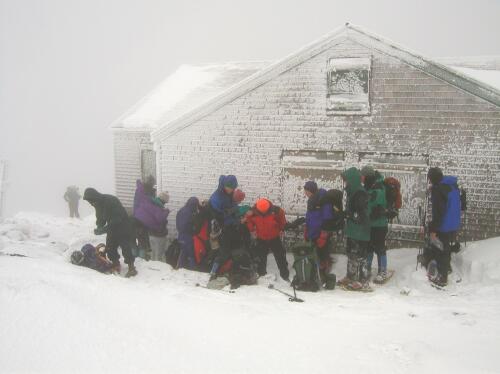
246, 198, 289, 281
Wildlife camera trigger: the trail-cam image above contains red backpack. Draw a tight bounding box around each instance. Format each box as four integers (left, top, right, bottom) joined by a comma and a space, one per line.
384, 177, 402, 211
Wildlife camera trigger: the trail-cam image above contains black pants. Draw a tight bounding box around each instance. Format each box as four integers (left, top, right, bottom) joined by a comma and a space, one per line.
346, 238, 369, 282
135, 219, 151, 251
368, 226, 388, 256
214, 225, 240, 268
434, 231, 454, 282
255, 237, 289, 280
69, 202, 80, 218
106, 229, 135, 266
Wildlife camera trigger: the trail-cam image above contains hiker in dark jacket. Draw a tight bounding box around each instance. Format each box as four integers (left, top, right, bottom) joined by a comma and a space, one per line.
427, 167, 461, 286
304, 181, 335, 278
83, 188, 137, 278
176, 197, 200, 269
361, 166, 389, 283
339, 167, 371, 290
64, 186, 81, 218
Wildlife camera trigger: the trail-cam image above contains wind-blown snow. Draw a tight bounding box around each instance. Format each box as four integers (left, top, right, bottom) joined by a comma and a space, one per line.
113, 62, 269, 129
1, 213, 500, 373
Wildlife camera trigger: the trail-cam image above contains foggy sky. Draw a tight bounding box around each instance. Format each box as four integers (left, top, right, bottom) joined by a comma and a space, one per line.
1, 0, 499, 217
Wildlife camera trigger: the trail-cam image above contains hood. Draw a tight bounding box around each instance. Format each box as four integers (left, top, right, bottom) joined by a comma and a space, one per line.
342, 167, 363, 195
217, 175, 238, 191
83, 188, 102, 202
441, 175, 458, 186
185, 197, 200, 211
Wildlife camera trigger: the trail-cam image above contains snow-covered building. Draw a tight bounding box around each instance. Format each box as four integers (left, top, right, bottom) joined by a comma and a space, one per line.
112, 24, 500, 242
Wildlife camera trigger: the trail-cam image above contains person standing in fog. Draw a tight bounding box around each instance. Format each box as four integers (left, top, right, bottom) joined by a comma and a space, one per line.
64, 186, 81, 218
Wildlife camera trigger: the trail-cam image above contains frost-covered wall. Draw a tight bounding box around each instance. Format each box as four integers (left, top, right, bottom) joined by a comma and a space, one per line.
113, 130, 153, 210
155, 37, 500, 242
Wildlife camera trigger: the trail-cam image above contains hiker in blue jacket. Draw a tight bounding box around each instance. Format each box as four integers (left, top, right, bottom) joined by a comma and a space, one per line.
427, 167, 461, 286
304, 181, 336, 279
208, 175, 241, 280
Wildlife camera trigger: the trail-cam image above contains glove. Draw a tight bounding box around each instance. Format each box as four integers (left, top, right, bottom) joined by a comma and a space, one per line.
316, 231, 330, 249
94, 226, 108, 235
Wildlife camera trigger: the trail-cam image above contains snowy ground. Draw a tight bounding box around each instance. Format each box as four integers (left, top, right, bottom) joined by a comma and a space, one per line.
1, 213, 500, 374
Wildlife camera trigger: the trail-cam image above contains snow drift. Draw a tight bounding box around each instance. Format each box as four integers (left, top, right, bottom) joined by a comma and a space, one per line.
1, 213, 500, 374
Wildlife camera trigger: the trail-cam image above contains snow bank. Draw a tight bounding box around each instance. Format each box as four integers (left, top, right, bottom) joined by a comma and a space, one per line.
1, 213, 500, 373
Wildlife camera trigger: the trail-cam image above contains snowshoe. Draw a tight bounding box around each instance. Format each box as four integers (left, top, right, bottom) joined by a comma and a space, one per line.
339, 281, 374, 293
125, 265, 138, 278
373, 270, 395, 285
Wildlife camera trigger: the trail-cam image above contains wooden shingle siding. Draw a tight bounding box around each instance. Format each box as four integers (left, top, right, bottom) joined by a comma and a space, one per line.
157, 38, 499, 241
113, 130, 153, 210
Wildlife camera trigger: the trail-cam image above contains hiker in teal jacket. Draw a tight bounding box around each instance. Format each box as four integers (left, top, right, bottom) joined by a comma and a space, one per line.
361, 166, 389, 284
339, 167, 371, 290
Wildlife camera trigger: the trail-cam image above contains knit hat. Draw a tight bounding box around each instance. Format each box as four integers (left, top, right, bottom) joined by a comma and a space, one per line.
427, 167, 443, 185
255, 198, 271, 214
157, 191, 170, 204
233, 189, 246, 203
360, 165, 376, 178
304, 181, 318, 194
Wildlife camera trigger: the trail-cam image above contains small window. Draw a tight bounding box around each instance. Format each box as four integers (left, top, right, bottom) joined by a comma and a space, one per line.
141, 149, 156, 182
327, 57, 371, 115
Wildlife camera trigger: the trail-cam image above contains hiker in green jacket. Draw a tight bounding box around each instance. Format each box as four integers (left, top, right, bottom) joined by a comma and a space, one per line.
361, 166, 389, 284
339, 167, 371, 290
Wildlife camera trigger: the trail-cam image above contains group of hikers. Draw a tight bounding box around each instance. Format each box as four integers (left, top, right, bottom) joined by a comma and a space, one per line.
70, 165, 464, 291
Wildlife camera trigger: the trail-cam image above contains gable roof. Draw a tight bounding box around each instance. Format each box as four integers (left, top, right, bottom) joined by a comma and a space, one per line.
111, 61, 270, 130
150, 23, 500, 141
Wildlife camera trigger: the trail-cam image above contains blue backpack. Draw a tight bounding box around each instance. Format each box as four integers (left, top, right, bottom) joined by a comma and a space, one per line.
439, 176, 461, 233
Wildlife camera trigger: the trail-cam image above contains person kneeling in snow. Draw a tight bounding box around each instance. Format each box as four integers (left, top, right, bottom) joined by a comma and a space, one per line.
83, 188, 138, 278
70, 243, 114, 273
246, 198, 289, 281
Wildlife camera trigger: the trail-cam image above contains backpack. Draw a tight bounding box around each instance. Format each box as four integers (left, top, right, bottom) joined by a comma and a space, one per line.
439, 176, 461, 233
291, 242, 320, 292
384, 177, 402, 219
165, 240, 181, 268
319, 189, 345, 231
228, 248, 258, 289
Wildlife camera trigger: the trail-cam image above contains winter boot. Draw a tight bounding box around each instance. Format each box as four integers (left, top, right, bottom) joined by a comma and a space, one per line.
125, 265, 138, 278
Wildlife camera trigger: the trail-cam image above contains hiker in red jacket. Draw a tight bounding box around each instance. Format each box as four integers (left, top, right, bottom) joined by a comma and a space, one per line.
246, 198, 289, 281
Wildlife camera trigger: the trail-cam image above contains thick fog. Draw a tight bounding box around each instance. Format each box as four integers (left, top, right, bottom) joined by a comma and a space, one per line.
1, 0, 499, 217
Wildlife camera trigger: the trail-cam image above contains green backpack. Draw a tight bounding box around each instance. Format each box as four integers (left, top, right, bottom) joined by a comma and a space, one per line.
291, 242, 320, 292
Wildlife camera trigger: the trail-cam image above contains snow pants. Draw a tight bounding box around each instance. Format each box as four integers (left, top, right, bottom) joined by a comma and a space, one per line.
346, 238, 369, 282
150, 235, 167, 262
177, 234, 195, 270
255, 237, 289, 280
106, 229, 135, 266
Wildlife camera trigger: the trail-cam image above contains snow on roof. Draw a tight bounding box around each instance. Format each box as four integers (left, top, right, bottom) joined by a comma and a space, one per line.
436, 56, 500, 70
450, 67, 500, 92
112, 61, 270, 130
149, 24, 500, 141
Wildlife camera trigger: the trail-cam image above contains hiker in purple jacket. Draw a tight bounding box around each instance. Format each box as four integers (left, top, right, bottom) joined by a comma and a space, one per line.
133, 179, 170, 260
